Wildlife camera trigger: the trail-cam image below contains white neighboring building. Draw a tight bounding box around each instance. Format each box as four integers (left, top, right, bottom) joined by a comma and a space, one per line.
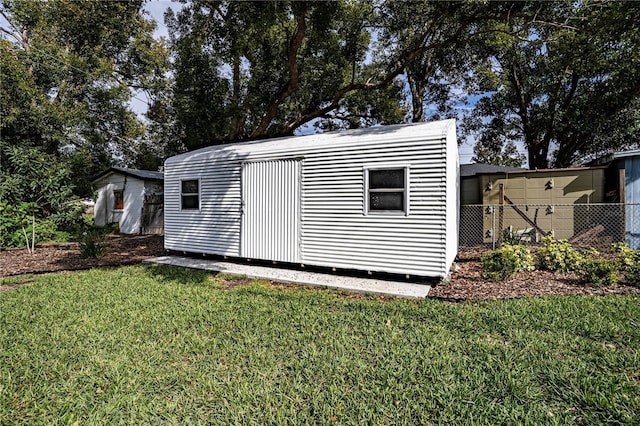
93, 167, 164, 234
164, 120, 459, 279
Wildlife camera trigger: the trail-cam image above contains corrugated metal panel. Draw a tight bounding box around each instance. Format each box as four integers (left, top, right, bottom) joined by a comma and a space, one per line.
241, 159, 300, 262
163, 158, 243, 256
164, 120, 459, 278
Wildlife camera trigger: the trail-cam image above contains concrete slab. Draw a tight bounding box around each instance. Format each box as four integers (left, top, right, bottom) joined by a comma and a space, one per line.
144, 256, 430, 299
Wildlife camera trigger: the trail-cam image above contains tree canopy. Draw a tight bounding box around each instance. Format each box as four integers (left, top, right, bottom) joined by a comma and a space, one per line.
1, 0, 168, 198
466, 1, 640, 168
1, 0, 639, 226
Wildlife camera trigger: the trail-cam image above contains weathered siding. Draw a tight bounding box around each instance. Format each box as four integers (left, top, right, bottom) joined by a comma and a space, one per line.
164, 121, 459, 278
94, 174, 145, 234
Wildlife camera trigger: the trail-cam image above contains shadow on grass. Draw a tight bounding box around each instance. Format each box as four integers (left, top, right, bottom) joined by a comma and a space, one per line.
142, 263, 212, 286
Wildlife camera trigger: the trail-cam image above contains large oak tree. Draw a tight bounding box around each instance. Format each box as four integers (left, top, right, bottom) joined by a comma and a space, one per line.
467, 1, 640, 169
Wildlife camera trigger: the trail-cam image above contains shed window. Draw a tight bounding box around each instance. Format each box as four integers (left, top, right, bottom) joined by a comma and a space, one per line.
181, 179, 200, 210
113, 190, 124, 210
365, 167, 409, 215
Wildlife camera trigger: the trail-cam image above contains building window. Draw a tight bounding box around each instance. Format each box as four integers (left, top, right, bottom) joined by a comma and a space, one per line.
113, 190, 124, 210
181, 179, 200, 210
365, 167, 409, 215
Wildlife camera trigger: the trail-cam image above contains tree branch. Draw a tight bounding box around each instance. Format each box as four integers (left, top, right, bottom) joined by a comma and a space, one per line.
0, 9, 30, 50
250, 11, 307, 138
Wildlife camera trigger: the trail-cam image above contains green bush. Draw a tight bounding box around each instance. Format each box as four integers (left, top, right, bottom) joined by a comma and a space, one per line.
624, 260, 640, 286
0, 202, 69, 249
501, 228, 521, 246
481, 244, 534, 281
609, 243, 640, 286
536, 236, 582, 273
576, 258, 618, 286
502, 244, 535, 272
78, 230, 106, 258
611, 242, 637, 270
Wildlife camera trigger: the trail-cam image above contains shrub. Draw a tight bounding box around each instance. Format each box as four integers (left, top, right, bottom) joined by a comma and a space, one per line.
0, 202, 68, 249
609, 243, 640, 286
481, 244, 534, 281
502, 244, 535, 272
624, 260, 640, 286
536, 236, 582, 273
611, 242, 637, 270
576, 258, 618, 286
501, 228, 521, 246
78, 230, 106, 258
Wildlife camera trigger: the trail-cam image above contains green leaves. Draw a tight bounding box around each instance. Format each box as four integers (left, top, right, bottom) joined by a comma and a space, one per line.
163, 0, 514, 149
1, 0, 169, 211
467, 1, 640, 168
536, 236, 583, 273
481, 244, 535, 281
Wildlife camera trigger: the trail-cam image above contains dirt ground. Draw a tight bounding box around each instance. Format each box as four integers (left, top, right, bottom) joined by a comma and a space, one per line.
1, 236, 638, 299
0, 235, 164, 278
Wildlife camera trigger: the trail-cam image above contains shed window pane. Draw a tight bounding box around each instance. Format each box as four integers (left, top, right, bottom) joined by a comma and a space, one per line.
366, 167, 408, 214
369, 169, 405, 189
181, 195, 199, 210
369, 192, 404, 211
181, 180, 199, 194
113, 190, 124, 210
181, 179, 199, 210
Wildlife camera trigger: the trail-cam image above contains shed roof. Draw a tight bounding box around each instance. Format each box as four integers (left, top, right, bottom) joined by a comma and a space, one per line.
166, 120, 456, 165
92, 166, 164, 183
460, 163, 524, 177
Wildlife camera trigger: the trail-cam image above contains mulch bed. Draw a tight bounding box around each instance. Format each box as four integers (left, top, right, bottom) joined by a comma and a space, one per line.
0, 235, 164, 278
1, 236, 638, 300
429, 247, 640, 300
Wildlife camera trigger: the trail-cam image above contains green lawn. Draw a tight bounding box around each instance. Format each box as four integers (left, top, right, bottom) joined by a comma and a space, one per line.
1, 266, 638, 425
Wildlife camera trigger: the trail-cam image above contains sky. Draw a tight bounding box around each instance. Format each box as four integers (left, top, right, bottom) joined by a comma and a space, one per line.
143, 0, 177, 39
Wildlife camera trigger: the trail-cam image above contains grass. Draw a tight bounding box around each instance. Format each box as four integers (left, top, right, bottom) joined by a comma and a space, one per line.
1, 265, 639, 425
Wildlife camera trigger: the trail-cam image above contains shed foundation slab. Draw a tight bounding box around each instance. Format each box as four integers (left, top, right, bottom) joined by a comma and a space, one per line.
144, 256, 431, 299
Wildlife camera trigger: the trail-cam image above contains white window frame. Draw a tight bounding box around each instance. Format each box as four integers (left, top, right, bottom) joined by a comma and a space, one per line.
363, 164, 410, 216
180, 178, 201, 211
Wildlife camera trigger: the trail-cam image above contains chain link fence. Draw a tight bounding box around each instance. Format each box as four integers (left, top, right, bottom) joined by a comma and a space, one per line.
459, 203, 640, 250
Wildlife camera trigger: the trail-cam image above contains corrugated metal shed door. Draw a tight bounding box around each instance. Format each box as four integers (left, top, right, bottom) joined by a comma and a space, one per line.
241, 159, 301, 262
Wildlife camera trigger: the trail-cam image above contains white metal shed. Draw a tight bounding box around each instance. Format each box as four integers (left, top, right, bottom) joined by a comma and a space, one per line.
164, 120, 459, 278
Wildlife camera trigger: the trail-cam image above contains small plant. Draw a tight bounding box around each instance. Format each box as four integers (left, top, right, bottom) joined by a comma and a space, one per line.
481, 244, 533, 281
623, 259, 640, 286
576, 258, 618, 286
611, 242, 637, 270
502, 244, 535, 272
536, 236, 582, 273
609, 242, 640, 286
78, 229, 106, 258
501, 228, 521, 246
